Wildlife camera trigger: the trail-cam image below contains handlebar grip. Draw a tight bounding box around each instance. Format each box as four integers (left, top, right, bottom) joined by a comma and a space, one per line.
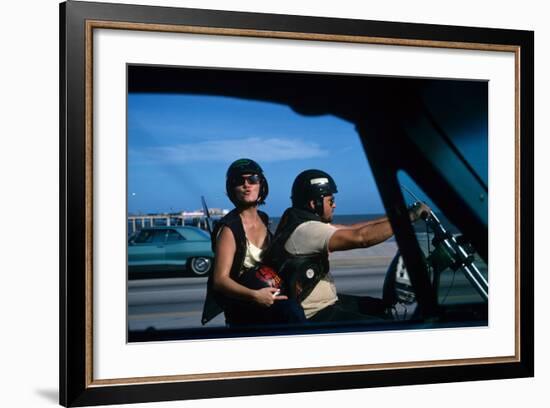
408, 201, 428, 222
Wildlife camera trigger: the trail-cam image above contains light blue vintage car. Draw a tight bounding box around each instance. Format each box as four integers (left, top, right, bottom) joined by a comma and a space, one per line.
128, 226, 214, 278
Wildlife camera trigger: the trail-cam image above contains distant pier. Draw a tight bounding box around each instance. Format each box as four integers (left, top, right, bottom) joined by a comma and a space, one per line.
128, 209, 228, 235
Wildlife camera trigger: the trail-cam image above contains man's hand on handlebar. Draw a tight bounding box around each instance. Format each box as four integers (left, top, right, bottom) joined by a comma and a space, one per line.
408, 202, 431, 222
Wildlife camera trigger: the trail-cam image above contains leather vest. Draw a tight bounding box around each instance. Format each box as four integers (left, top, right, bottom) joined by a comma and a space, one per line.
263, 208, 330, 302
201, 209, 270, 325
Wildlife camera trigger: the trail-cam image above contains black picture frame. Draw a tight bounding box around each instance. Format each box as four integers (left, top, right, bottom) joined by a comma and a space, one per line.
60, 1, 534, 406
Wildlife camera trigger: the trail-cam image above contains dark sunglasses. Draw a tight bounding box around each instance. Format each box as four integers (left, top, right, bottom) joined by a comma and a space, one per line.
232, 174, 261, 186
326, 196, 335, 206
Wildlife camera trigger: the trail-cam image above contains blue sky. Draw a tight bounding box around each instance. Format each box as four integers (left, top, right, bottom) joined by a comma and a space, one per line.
128, 91, 487, 217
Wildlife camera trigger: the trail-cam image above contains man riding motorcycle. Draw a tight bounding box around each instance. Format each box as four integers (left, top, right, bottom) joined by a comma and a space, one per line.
264, 169, 430, 322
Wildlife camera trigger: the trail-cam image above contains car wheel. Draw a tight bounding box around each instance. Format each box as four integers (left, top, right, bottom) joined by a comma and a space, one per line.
189, 257, 212, 276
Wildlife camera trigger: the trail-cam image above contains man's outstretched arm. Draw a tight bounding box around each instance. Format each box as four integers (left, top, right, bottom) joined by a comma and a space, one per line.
328, 202, 430, 252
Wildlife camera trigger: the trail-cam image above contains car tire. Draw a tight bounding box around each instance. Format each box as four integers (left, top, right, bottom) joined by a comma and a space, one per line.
189, 257, 213, 276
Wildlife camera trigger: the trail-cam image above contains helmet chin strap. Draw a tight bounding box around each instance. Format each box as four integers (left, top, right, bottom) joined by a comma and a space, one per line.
314, 198, 325, 218
301, 198, 325, 218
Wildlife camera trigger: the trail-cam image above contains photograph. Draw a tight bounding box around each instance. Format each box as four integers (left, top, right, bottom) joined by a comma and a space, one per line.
126, 65, 489, 342
58, 1, 534, 405
2, 0, 545, 406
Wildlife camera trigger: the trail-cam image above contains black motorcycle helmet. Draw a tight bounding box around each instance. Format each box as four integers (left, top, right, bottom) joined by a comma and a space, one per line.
226, 158, 269, 206
291, 169, 338, 216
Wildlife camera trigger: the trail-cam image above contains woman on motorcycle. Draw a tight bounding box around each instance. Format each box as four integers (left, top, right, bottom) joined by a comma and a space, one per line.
210, 158, 306, 326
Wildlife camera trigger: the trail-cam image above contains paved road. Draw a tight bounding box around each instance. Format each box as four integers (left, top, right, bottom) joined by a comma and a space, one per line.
128, 264, 486, 332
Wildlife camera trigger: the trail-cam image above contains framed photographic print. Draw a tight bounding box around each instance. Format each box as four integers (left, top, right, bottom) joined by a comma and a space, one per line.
60, 0, 534, 406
